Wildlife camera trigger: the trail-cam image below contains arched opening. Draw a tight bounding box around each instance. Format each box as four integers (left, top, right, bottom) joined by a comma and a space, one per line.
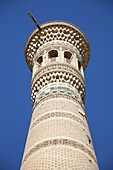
37, 56, 43, 65
78, 60, 81, 71
48, 50, 58, 62
64, 51, 72, 63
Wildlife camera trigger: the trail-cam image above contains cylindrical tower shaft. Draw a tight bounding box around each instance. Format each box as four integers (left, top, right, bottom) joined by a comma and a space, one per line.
21, 21, 99, 170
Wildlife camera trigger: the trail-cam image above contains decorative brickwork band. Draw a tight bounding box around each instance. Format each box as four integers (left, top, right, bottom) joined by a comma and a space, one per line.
21, 138, 98, 167
30, 111, 88, 132
32, 63, 84, 85
33, 93, 85, 113
31, 64, 85, 104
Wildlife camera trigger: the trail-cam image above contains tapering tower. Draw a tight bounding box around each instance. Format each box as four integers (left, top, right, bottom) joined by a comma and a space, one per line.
21, 21, 99, 170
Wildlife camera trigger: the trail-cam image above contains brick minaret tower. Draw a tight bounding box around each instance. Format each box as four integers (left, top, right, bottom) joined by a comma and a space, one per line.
21, 21, 99, 170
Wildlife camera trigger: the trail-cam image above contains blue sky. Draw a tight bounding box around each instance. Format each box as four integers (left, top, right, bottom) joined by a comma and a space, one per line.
0, 0, 113, 169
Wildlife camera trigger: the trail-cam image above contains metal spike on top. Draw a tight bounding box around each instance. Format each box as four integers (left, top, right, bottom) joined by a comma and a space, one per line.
28, 11, 41, 31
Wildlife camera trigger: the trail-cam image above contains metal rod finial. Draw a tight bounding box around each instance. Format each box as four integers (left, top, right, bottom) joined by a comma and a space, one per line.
27, 11, 41, 31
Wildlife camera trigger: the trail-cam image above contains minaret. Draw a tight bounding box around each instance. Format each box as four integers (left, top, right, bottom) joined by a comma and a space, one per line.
21, 21, 99, 170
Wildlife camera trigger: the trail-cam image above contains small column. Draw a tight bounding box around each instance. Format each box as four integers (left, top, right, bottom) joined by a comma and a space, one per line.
81, 66, 84, 78
59, 47, 64, 63
32, 61, 37, 78
45, 51, 49, 65
76, 56, 79, 70
42, 50, 46, 66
